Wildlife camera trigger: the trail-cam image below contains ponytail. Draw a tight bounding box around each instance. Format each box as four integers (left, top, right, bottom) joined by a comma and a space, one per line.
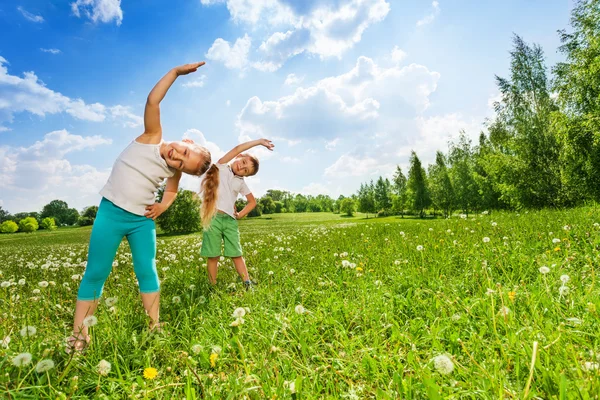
201, 164, 219, 230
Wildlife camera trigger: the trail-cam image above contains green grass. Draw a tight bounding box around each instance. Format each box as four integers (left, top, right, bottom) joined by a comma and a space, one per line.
1, 209, 599, 398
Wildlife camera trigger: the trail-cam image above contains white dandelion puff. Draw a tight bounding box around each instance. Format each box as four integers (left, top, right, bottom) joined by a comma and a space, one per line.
483, 237, 490, 243
560, 275, 570, 284
552, 238, 561, 244
232, 307, 246, 318
35, 359, 55, 373
20, 326, 37, 337
97, 360, 111, 376
1, 336, 10, 348
12, 352, 32, 367
295, 305, 307, 314
83, 315, 98, 327
172, 296, 181, 304
416, 245, 424, 251
104, 297, 117, 307
539, 266, 550, 274
191, 344, 202, 354
499, 306, 511, 317
433, 354, 454, 375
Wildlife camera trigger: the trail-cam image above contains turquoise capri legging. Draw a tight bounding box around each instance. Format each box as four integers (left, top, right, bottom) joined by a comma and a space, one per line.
77, 197, 159, 301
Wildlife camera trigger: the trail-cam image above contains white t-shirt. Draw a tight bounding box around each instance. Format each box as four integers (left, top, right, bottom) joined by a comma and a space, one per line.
100, 140, 176, 216
209, 163, 251, 218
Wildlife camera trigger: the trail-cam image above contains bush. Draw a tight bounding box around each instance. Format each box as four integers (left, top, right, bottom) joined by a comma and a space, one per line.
40, 217, 57, 230
0, 220, 18, 233
19, 217, 39, 233
340, 198, 356, 217
156, 189, 201, 233
377, 209, 392, 217
77, 216, 94, 226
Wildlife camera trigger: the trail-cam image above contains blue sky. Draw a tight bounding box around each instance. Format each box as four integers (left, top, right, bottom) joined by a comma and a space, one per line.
0, 0, 573, 213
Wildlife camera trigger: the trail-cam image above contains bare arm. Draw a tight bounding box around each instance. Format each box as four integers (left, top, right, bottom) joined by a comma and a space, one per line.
144, 171, 182, 220
141, 62, 205, 141
235, 193, 257, 219
218, 139, 274, 164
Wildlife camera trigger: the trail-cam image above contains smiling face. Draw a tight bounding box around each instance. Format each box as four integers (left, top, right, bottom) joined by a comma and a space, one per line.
231, 154, 259, 177
163, 141, 211, 175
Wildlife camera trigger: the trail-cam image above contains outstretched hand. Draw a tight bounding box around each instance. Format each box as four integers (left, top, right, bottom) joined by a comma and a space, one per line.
145, 203, 167, 220
260, 139, 275, 151
175, 62, 205, 76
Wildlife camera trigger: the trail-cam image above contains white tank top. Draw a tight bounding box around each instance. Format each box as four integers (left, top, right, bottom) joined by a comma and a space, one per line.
100, 140, 176, 216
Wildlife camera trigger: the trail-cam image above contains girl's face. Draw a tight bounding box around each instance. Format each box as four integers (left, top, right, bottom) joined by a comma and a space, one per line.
164, 141, 207, 175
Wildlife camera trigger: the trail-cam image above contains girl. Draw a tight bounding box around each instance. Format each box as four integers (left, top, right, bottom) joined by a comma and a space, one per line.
67, 62, 211, 352
200, 139, 274, 289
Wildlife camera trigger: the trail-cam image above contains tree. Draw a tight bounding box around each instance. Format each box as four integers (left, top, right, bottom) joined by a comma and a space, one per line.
156, 189, 202, 233
392, 166, 408, 217
19, 217, 39, 233
0, 220, 18, 233
552, 0, 600, 203
407, 151, 430, 218
293, 194, 308, 213
40, 217, 57, 231
247, 202, 263, 217
259, 196, 276, 214
374, 177, 392, 212
357, 183, 376, 218
428, 151, 455, 218
340, 198, 356, 217
82, 206, 98, 220
0, 206, 11, 224
448, 133, 479, 216
41, 200, 70, 225
274, 201, 284, 213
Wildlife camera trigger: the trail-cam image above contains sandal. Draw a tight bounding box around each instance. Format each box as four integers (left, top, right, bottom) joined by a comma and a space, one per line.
65, 334, 90, 354
149, 321, 166, 333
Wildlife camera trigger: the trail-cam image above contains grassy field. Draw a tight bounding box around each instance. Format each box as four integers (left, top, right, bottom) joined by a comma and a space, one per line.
0, 209, 599, 398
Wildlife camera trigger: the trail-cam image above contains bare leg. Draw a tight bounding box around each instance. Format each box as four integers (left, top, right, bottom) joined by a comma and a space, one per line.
69, 299, 97, 350
207, 257, 219, 285
232, 256, 250, 281
141, 291, 161, 329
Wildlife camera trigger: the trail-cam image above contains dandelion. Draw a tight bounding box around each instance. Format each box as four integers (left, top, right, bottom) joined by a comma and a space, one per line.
71, 274, 81, 281
295, 305, 307, 314
191, 344, 202, 354
1, 336, 10, 348
211, 345, 222, 354
394, 260, 401, 265
18, 279, 25, 285
172, 296, 181, 304
483, 237, 490, 243
560, 275, 570, 284
268, 271, 274, 275
552, 238, 561, 244
83, 315, 98, 327
289, 268, 295, 274
416, 245, 424, 251
232, 307, 246, 318
341, 260, 351, 268
584, 362, 599, 371
189, 284, 196, 290
433, 354, 454, 375
508, 291, 516, 301
12, 352, 32, 367
32, 289, 41, 295
143, 367, 158, 379
104, 297, 117, 307
198, 295, 207, 304
230, 318, 244, 327
539, 266, 550, 274
209, 353, 218, 367
1, 281, 10, 288
566, 317, 582, 326
491, 222, 497, 227
563, 225, 570, 231
355, 267, 363, 272
559, 286, 570, 296
499, 306, 510, 317
20, 326, 37, 337
486, 288, 495, 296
97, 360, 111, 376
35, 359, 55, 373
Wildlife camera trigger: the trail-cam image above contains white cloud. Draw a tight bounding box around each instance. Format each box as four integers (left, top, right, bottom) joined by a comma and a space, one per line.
226, 100, 231, 107
17, 6, 44, 23
0, 130, 112, 213
284, 73, 304, 86
206, 35, 252, 70
302, 182, 332, 196
279, 155, 300, 163
202, 0, 390, 71
108, 105, 143, 128
40, 48, 61, 55
0, 57, 142, 129
416, 1, 440, 27
391, 46, 407, 64
324, 154, 394, 178
237, 55, 440, 141
71, 0, 123, 25
325, 138, 341, 150
182, 75, 206, 88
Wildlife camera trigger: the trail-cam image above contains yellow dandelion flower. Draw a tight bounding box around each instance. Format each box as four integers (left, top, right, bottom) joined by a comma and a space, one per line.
143, 367, 158, 380
356, 267, 363, 272
554, 247, 561, 252
508, 291, 516, 301
210, 353, 218, 368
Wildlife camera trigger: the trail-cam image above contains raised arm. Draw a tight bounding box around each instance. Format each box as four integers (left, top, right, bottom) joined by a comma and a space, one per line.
218, 138, 274, 164
142, 62, 205, 139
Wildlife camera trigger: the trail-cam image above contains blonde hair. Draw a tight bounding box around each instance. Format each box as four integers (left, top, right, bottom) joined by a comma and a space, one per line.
200, 164, 219, 229
191, 145, 212, 176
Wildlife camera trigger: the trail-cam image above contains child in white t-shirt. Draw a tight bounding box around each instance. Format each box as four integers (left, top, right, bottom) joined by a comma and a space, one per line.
200, 139, 274, 289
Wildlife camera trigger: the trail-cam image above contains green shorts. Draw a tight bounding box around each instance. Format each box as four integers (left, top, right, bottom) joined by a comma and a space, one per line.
200, 213, 243, 258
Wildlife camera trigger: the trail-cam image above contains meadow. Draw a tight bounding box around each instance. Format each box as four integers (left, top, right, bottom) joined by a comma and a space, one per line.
0, 209, 599, 399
